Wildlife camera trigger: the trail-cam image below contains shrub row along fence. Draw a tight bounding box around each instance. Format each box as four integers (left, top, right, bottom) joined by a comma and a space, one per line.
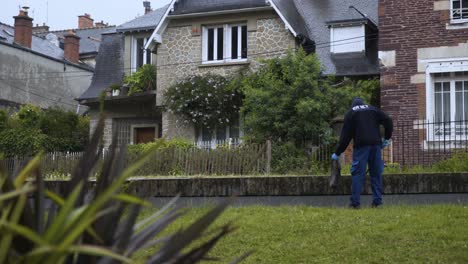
127, 142, 271, 176
0, 142, 271, 177
3, 119, 466, 177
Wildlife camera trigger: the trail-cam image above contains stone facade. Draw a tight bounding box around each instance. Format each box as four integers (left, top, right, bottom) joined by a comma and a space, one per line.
89, 101, 161, 148
379, 0, 468, 164
157, 11, 296, 139
91, 31, 158, 148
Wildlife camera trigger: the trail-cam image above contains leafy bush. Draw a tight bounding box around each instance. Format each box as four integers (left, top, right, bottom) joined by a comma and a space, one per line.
0, 117, 249, 264
240, 49, 378, 144
340, 152, 468, 175
128, 138, 194, 155
271, 142, 310, 174
271, 142, 330, 175
432, 152, 468, 172
0, 128, 46, 157
164, 74, 243, 130
0, 105, 89, 157
0, 109, 7, 130
124, 64, 157, 95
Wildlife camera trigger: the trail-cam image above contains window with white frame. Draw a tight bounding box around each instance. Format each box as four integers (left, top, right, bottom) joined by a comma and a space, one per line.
451, 0, 468, 22
196, 119, 241, 148
132, 37, 152, 72
329, 25, 365, 54
431, 71, 468, 138
202, 24, 248, 64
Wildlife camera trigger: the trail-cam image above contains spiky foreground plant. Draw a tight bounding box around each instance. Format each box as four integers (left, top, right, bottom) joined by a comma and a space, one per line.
0, 117, 250, 264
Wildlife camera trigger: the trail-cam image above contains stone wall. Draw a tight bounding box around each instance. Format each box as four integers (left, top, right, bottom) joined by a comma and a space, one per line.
44, 173, 468, 198
156, 11, 296, 139
88, 101, 161, 148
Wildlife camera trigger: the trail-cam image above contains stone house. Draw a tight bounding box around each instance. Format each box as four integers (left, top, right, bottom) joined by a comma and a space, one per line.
78, 2, 167, 146
379, 0, 468, 164
0, 8, 93, 112
79, 0, 379, 147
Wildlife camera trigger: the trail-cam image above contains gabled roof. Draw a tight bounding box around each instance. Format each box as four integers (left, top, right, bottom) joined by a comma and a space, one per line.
78, 33, 124, 101
116, 5, 169, 33
294, 0, 379, 75
35, 26, 115, 56
170, 0, 269, 15
269, 0, 309, 37
145, 0, 308, 44
0, 22, 64, 60
141, 0, 378, 76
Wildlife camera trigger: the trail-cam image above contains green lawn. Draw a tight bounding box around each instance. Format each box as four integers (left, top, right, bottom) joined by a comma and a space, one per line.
134, 205, 468, 264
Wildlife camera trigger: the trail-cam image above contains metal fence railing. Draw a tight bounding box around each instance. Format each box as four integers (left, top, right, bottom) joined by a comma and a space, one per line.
386, 119, 468, 168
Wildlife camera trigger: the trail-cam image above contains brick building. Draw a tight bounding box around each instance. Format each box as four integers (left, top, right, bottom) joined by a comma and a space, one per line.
379, 0, 468, 165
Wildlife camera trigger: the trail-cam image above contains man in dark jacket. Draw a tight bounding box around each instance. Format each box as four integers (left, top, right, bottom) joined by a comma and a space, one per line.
332, 98, 393, 209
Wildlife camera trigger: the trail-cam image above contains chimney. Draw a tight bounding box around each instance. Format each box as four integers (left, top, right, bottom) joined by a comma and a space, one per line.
78, 13, 93, 29
64, 30, 80, 64
32, 23, 50, 34
95, 20, 107, 27
143, 1, 152, 14
13, 7, 33, 48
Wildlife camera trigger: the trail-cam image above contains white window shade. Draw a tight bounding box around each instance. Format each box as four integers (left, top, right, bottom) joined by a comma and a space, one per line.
330, 25, 365, 54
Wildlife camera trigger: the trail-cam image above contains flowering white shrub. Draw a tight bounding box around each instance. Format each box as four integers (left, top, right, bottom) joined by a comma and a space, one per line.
164, 74, 243, 129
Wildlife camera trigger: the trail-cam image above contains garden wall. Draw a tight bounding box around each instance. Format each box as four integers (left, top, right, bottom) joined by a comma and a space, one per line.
44, 173, 468, 197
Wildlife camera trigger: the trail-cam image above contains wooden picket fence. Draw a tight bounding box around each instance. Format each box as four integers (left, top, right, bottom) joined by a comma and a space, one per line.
0, 141, 272, 177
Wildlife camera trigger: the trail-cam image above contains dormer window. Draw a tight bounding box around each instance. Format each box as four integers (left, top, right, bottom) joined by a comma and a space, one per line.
451, 0, 468, 23
329, 24, 365, 54
202, 23, 248, 64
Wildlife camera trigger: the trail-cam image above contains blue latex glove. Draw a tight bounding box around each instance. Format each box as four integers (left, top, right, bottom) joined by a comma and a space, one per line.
331, 153, 339, 161
382, 139, 391, 149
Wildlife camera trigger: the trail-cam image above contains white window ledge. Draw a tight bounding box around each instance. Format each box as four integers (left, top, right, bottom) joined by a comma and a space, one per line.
198, 60, 250, 68
446, 21, 468, 30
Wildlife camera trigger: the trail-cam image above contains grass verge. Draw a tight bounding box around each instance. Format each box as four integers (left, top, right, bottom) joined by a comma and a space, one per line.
134, 205, 468, 264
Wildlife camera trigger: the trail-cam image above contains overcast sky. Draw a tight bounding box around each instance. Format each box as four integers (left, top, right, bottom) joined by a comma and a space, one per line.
0, 0, 171, 30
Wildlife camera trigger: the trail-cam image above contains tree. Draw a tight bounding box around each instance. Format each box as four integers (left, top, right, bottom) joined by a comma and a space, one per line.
0, 105, 89, 157
240, 49, 378, 144
39, 108, 89, 152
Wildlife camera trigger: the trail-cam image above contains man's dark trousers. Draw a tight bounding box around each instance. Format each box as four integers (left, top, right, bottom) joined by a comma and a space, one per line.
350, 145, 384, 207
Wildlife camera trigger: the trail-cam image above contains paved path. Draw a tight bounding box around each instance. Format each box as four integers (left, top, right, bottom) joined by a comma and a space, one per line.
149, 194, 468, 208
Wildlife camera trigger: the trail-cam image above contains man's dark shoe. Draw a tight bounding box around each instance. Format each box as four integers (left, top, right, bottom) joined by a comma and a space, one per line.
349, 204, 361, 210
371, 203, 382, 208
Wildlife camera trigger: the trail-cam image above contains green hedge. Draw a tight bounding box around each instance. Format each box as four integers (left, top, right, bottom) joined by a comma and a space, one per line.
0, 105, 89, 158
127, 138, 194, 155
